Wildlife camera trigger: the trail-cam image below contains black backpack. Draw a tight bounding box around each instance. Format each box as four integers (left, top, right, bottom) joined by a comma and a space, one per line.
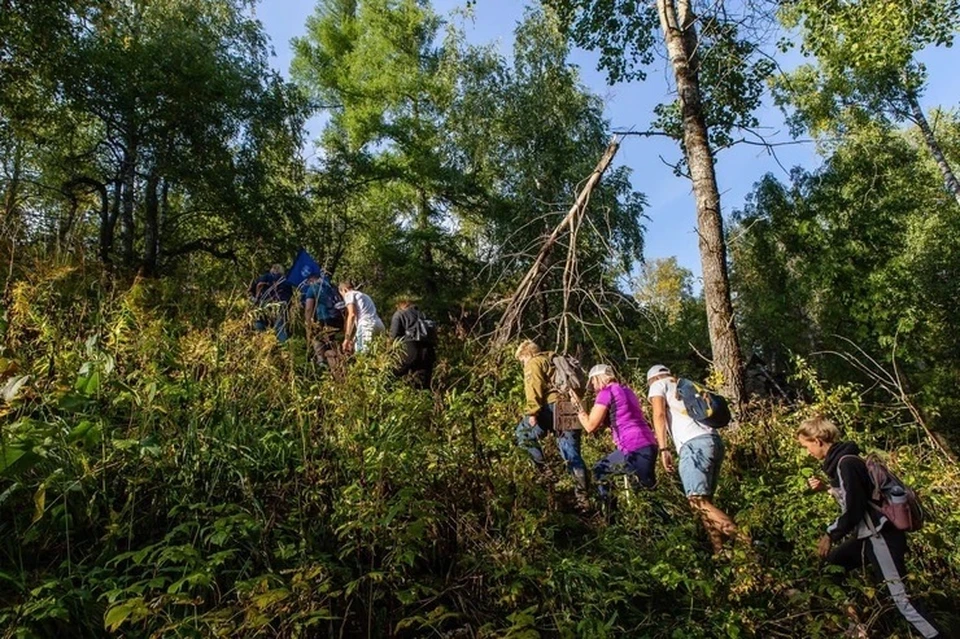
675, 378, 732, 429
405, 310, 437, 345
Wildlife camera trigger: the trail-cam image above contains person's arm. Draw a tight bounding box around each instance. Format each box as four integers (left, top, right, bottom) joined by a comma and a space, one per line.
650, 393, 674, 472
523, 359, 547, 421
304, 298, 316, 325
342, 303, 357, 352
390, 311, 403, 340
577, 402, 608, 434
826, 458, 870, 543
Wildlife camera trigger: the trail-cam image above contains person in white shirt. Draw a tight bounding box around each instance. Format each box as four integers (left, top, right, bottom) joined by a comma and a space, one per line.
647, 364, 739, 554
338, 281, 384, 354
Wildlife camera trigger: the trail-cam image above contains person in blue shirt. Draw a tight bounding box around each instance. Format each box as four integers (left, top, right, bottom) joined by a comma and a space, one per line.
251, 264, 292, 342
302, 272, 345, 366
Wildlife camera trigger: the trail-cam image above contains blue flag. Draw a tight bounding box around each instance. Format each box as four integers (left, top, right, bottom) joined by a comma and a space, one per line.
287, 249, 322, 288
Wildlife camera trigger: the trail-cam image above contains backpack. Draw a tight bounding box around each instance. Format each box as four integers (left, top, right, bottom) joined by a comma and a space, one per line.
552, 354, 585, 396
863, 453, 924, 532
405, 311, 437, 345
313, 275, 345, 321
675, 378, 732, 429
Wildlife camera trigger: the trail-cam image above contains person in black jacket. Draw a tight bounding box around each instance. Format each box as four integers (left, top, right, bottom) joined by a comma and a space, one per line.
389, 300, 435, 390
798, 416, 942, 638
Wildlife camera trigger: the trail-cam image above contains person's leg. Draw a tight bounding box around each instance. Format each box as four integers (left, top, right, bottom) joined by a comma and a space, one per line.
865, 529, 941, 638
419, 345, 435, 390
557, 429, 588, 484
515, 414, 547, 465
679, 436, 737, 552
826, 536, 869, 572
274, 307, 289, 342
394, 342, 417, 379
593, 450, 626, 501
354, 322, 373, 353
625, 444, 659, 489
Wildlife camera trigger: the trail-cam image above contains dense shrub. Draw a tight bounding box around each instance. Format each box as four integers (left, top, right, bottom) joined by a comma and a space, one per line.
1, 267, 959, 637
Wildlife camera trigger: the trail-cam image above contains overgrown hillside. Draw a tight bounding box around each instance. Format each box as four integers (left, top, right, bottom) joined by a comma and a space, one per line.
2, 265, 959, 638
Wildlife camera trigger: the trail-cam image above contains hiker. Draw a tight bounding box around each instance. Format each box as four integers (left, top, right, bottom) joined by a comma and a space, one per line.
514, 340, 589, 508
798, 416, 942, 638
251, 264, 292, 342
338, 281, 384, 355
303, 271, 344, 367
647, 364, 738, 553
389, 299, 436, 390
576, 364, 658, 509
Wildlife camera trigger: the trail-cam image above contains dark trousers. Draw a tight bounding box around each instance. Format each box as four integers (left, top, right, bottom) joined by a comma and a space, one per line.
828, 527, 941, 638
593, 445, 658, 500
394, 341, 435, 389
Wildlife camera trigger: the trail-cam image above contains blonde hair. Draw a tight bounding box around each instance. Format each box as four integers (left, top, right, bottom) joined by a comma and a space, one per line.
515, 339, 540, 360
593, 373, 617, 387
797, 416, 841, 443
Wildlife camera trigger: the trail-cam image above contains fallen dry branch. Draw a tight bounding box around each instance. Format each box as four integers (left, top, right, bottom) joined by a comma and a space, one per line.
490, 137, 622, 349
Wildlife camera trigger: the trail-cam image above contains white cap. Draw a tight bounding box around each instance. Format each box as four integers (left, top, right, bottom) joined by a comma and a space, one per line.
646, 364, 671, 382
587, 364, 615, 380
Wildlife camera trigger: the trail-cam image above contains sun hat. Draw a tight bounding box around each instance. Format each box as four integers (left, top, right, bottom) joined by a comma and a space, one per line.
646, 364, 671, 382
587, 364, 615, 380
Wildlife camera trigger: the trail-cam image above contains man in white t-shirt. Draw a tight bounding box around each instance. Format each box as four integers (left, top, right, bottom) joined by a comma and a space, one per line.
338, 281, 384, 354
647, 364, 739, 554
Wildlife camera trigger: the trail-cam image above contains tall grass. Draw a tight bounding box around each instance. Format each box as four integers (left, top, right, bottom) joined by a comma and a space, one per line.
1, 263, 959, 638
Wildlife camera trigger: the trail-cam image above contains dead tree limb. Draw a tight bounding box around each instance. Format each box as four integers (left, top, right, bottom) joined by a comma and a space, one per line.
490, 137, 621, 349
815, 334, 956, 463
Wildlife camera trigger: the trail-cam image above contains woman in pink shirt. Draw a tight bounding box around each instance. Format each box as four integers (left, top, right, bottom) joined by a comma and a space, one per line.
576, 364, 659, 507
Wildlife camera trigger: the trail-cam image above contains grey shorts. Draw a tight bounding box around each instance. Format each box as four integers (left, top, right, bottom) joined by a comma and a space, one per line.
678, 434, 724, 498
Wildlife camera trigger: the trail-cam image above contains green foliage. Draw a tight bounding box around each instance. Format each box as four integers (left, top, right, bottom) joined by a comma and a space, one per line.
546, 0, 776, 149
773, 0, 960, 149
731, 116, 960, 436
2, 263, 959, 637
1, 0, 309, 272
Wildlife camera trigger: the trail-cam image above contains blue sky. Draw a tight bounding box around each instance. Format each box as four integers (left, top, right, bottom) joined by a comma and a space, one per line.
255, 1, 958, 282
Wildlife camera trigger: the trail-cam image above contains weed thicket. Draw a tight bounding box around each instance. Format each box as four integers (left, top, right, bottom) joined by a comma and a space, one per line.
1, 264, 959, 637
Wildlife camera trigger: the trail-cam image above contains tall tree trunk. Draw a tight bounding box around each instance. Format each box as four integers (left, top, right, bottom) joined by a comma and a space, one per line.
418, 188, 437, 298
143, 171, 159, 276
101, 180, 121, 265
2, 141, 23, 228
906, 89, 960, 206
657, 0, 745, 406
120, 139, 137, 268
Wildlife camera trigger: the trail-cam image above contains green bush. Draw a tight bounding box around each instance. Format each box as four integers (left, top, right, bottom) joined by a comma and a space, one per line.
2, 265, 959, 638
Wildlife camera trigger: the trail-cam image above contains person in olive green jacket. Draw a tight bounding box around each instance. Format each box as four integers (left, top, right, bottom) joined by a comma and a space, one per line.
515, 340, 588, 504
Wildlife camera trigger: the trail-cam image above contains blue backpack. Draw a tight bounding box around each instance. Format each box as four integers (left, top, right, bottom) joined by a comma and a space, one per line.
675, 378, 732, 429
308, 275, 345, 322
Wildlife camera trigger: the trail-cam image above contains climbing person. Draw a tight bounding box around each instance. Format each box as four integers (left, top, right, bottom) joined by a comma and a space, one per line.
303, 271, 344, 367
575, 364, 658, 511
647, 364, 738, 553
251, 263, 292, 342
798, 416, 942, 638
515, 339, 589, 509
389, 299, 436, 390
338, 281, 384, 355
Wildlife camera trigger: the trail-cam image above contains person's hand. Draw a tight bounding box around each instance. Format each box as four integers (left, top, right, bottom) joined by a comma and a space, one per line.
341, 339, 353, 354
817, 534, 832, 559
808, 476, 827, 492
661, 450, 675, 473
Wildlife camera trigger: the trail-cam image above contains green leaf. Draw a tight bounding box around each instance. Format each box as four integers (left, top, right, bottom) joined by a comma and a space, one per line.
104, 598, 148, 632
0, 446, 39, 477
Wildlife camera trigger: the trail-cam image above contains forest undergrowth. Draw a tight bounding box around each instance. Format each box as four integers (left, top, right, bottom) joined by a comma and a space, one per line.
1, 262, 959, 638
